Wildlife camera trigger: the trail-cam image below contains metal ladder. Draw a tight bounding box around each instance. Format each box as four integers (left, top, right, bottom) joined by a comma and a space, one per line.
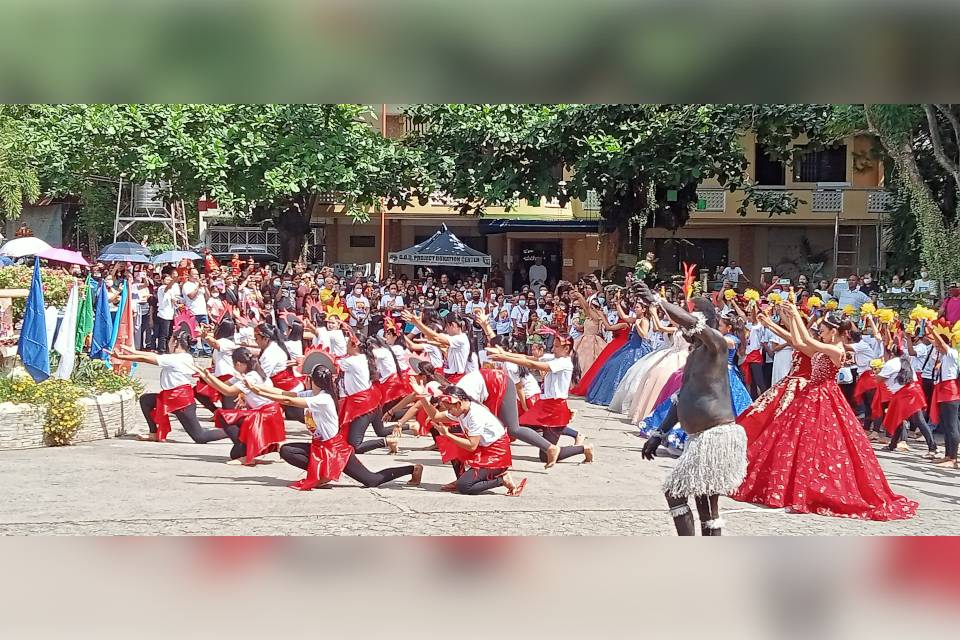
833, 220, 862, 278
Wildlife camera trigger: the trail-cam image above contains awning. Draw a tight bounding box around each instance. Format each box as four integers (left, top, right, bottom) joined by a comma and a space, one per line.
388, 224, 492, 267
479, 219, 606, 234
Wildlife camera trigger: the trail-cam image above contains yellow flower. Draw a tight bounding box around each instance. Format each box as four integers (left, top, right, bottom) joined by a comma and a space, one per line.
825, 299, 839, 310
842, 304, 855, 316
744, 289, 760, 303
860, 302, 876, 317
807, 295, 823, 308
876, 308, 897, 324
768, 292, 782, 304
723, 289, 737, 301
870, 358, 883, 371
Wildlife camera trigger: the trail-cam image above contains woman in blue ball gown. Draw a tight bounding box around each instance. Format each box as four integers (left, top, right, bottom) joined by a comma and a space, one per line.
586, 298, 657, 406
638, 313, 752, 451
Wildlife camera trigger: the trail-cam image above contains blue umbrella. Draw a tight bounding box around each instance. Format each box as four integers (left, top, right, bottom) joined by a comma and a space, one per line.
97, 252, 152, 263
151, 250, 202, 265
99, 241, 151, 256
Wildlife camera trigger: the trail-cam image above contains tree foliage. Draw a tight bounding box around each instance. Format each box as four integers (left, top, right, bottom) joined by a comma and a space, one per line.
403, 104, 834, 254
0, 106, 40, 221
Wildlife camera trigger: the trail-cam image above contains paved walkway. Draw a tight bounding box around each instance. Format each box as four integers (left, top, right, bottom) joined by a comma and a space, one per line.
1, 366, 958, 535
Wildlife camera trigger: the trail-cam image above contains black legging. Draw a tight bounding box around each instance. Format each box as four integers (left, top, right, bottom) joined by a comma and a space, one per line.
138, 393, 229, 443
155, 318, 172, 353
859, 388, 879, 431
938, 400, 960, 458
196, 393, 236, 414
279, 442, 414, 487
887, 411, 936, 453
347, 409, 391, 454
748, 362, 768, 399
455, 467, 506, 495
215, 417, 247, 460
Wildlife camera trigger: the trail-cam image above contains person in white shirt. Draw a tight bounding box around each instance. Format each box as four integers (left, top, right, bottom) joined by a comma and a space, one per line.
345, 284, 370, 328
155, 274, 180, 353
528, 257, 548, 290
380, 284, 404, 310
913, 269, 937, 296
742, 317, 769, 397
487, 335, 594, 468
720, 260, 748, 288
877, 350, 937, 456
112, 329, 229, 444
190, 347, 286, 465
402, 310, 474, 382
252, 364, 421, 490
769, 330, 793, 386
337, 338, 399, 455
849, 324, 884, 436
414, 385, 524, 496
195, 319, 240, 412
182, 270, 209, 322
927, 326, 960, 467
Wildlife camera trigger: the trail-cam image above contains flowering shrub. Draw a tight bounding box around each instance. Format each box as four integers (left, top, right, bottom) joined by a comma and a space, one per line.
0, 265, 74, 322
71, 355, 144, 396
0, 373, 84, 446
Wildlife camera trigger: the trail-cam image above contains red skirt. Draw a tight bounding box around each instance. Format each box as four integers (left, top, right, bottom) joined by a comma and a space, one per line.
479, 369, 507, 417
446, 371, 466, 385
436, 432, 513, 470
270, 368, 305, 392
853, 370, 884, 419
740, 349, 763, 387
195, 370, 233, 405
519, 393, 541, 415
339, 387, 382, 429
214, 402, 286, 463
377, 372, 413, 406
931, 379, 960, 425
151, 385, 196, 441
289, 432, 355, 490
519, 397, 572, 428
883, 382, 928, 435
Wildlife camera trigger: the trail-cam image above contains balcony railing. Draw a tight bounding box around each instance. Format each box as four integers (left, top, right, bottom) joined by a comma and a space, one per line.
811, 189, 844, 212
868, 190, 894, 213
696, 188, 726, 211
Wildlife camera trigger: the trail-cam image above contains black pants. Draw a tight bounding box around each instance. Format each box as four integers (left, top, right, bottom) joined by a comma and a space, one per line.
347, 409, 391, 454
939, 400, 960, 458
858, 388, 879, 431
216, 417, 247, 460
455, 467, 506, 495
922, 377, 936, 422
196, 393, 236, 414
748, 362, 768, 399
279, 442, 414, 487
508, 424, 584, 463
138, 312, 154, 351
155, 318, 172, 353
138, 393, 229, 443
887, 411, 936, 453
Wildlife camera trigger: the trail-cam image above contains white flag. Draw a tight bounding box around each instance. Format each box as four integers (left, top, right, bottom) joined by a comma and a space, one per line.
54, 282, 80, 380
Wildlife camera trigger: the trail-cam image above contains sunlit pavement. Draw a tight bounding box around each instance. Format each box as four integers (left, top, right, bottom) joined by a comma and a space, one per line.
1, 365, 957, 535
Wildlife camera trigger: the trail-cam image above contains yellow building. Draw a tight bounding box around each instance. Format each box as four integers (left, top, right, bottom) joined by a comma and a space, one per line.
315, 110, 891, 289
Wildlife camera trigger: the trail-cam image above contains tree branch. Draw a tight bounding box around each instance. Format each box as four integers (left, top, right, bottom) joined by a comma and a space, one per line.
924, 104, 959, 176
935, 104, 960, 166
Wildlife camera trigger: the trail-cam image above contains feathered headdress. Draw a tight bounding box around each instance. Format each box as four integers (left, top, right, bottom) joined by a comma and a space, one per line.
681, 262, 697, 311
325, 300, 349, 322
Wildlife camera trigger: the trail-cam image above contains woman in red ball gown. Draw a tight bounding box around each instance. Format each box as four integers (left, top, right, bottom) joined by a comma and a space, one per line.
732, 303, 917, 521
736, 312, 812, 443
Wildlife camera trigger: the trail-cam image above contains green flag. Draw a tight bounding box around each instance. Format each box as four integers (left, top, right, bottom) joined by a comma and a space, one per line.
75, 274, 94, 352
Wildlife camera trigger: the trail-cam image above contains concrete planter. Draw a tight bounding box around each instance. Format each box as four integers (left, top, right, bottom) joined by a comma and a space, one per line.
0, 387, 137, 450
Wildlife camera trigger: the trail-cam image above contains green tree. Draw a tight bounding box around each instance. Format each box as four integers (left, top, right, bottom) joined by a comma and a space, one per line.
404, 104, 834, 272
0, 106, 40, 221
16, 104, 421, 262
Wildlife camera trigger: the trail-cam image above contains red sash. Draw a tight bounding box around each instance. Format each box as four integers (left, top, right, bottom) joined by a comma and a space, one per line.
270, 368, 305, 392
338, 387, 382, 429
436, 432, 512, 471
290, 432, 354, 490
479, 368, 507, 417
931, 379, 960, 425
152, 385, 196, 441
740, 349, 763, 387
853, 369, 878, 402
214, 402, 286, 463
519, 393, 541, 416
519, 397, 572, 428
376, 372, 413, 406
883, 381, 928, 435
195, 369, 233, 404
446, 371, 465, 385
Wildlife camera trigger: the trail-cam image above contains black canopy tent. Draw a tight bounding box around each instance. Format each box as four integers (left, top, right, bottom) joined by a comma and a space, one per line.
388, 224, 492, 268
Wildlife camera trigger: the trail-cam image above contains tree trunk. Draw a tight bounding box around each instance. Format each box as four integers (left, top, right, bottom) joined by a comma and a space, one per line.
276, 204, 312, 265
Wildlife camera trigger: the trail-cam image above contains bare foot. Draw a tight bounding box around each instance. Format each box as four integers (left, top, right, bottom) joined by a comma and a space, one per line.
503, 473, 527, 497
544, 444, 560, 469
441, 480, 458, 492
583, 442, 595, 463
935, 458, 958, 468
225, 458, 244, 465
896, 441, 911, 452
386, 436, 400, 455
574, 432, 585, 446
137, 433, 159, 442
408, 464, 424, 486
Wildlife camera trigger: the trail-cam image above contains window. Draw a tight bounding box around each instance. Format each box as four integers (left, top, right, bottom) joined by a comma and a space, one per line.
349, 235, 376, 248
794, 145, 847, 183
754, 144, 785, 186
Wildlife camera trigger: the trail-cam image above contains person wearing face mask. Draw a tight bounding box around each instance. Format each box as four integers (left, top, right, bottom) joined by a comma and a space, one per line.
858, 272, 879, 297
380, 284, 404, 310
346, 284, 369, 328
155, 273, 180, 354
510, 295, 530, 337
913, 269, 937, 296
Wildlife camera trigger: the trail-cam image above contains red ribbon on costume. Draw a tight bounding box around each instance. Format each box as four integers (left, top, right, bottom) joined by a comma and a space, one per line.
740, 349, 762, 387
882, 381, 928, 436
270, 368, 305, 392
290, 433, 354, 490
195, 370, 234, 404
213, 402, 286, 463
338, 387, 382, 429
151, 385, 196, 441
931, 379, 960, 425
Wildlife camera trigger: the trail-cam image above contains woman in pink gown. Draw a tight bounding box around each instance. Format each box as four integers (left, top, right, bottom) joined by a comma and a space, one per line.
571, 294, 609, 374
732, 304, 917, 521
571, 295, 631, 397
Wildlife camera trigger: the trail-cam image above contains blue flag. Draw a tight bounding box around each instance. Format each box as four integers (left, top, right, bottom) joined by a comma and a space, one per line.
17, 257, 50, 382
109, 280, 127, 349
90, 279, 113, 362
